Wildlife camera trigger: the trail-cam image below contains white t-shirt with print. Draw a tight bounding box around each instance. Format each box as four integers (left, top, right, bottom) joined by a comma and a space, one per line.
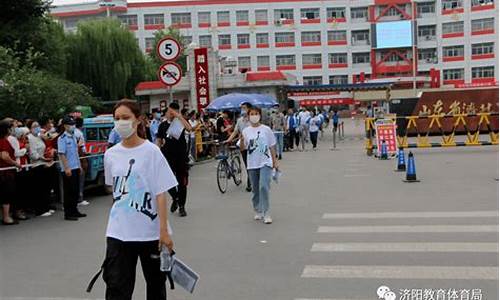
309, 116, 322, 132
104, 140, 178, 241
242, 124, 276, 170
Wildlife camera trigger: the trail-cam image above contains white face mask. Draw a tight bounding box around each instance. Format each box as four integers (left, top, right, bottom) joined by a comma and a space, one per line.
114, 120, 135, 139
249, 115, 260, 124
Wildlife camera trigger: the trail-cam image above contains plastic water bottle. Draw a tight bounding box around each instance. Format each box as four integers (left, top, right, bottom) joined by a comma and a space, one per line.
160, 245, 172, 272
272, 169, 282, 183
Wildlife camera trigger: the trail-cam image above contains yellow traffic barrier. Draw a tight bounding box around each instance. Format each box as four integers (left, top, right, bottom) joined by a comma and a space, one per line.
365, 112, 499, 153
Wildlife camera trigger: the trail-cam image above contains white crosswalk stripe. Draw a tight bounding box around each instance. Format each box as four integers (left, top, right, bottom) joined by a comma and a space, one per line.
311, 242, 498, 252
322, 210, 499, 219
317, 225, 498, 233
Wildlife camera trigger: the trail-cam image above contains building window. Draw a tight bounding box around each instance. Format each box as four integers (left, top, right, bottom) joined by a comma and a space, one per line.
255, 9, 268, 23
144, 14, 164, 25
256, 33, 269, 45
472, 66, 495, 78
378, 5, 402, 16
303, 76, 323, 86
443, 68, 464, 80
327, 7, 346, 19
119, 15, 138, 26
303, 54, 322, 65
417, 2, 435, 16
418, 25, 436, 39
218, 34, 231, 46
276, 54, 295, 66
171, 13, 191, 25
300, 8, 320, 19
329, 75, 348, 84
442, 21, 464, 34
328, 30, 347, 42
472, 0, 494, 6
257, 56, 270, 68
236, 10, 249, 22
472, 42, 494, 55
184, 36, 192, 45
351, 7, 368, 20
145, 37, 155, 50
442, 0, 463, 10
275, 32, 295, 43
274, 9, 294, 21
198, 12, 210, 25
471, 18, 494, 32
237, 34, 250, 46
301, 31, 321, 43
329, 53, 348, 64
351, 30, 370, 45
199, 35, 212, 47
418, 48, 437, 62
238, 56, 251, 71
217, 11, 230, 24
443, 45, 464, 57
352, 52, 370, 64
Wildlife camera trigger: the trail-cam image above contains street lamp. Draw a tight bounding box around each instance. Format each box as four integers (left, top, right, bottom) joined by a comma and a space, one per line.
99, 1, 115, 18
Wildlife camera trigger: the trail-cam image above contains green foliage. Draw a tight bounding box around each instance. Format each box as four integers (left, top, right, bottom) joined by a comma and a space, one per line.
66, 18, 148, 101
148, 27, 189, 77
0, 47, 95, 120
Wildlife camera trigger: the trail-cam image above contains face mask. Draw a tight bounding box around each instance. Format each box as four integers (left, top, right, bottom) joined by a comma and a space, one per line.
48, 127, 56, 134
114, 120, 135, 139
240, 109, 247, 116
155, 113, 161, 120
67, 125, 75, 134
14, 127, 21, 136
33, 127, 41, 136
249, 115, 260, 124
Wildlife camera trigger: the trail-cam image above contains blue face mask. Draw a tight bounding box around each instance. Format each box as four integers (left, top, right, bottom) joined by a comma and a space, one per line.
241, 109, 247, 116
67, 125, 75, 134
33, 127, 41, 136
155, 113, 161, 120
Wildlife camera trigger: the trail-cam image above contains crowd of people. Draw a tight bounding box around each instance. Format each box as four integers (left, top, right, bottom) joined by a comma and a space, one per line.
0, 116, 88, 225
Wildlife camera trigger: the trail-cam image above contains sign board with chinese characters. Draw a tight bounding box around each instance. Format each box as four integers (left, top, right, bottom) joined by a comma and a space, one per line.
157, 37, 181, 61
194, 48, 210, 111
375, 119, 398, 156
158, 62, 182, 87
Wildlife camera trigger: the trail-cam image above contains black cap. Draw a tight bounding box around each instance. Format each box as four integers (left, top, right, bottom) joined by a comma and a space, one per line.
62, 115, 76, 125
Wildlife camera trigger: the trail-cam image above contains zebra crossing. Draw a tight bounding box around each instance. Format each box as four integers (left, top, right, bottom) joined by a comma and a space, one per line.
296, 210, 499, 300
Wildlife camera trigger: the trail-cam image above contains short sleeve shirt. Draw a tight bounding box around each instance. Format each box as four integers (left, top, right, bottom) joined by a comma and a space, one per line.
104, 140, 178, 241
57, 132, 81, 171
242, 125, 276, 170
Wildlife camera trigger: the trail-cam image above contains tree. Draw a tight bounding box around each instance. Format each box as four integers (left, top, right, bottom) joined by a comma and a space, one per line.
148, 27, 189, 76
66, 19, 148, 101
0, 1, 68, 75
0, 47, 95, 120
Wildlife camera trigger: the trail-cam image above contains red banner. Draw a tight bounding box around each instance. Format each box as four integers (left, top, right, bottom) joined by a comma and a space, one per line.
194, 48, 210, 111
299, 98, 354, 106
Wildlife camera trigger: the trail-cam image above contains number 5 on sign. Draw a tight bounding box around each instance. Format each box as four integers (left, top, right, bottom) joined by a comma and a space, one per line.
157, 37, 181, 61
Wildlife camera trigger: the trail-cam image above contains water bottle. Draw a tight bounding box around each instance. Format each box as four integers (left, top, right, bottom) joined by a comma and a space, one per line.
160, 245, 172, 272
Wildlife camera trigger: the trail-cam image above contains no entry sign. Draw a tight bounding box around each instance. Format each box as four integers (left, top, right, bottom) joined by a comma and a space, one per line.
158, 62, 182, 87
157, 37, 181, 61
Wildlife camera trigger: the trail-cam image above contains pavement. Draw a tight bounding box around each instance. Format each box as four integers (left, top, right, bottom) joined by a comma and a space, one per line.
0, 119, 498, 300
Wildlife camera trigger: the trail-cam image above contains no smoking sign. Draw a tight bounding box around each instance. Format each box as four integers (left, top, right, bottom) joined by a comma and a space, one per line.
158, 62, 182, 87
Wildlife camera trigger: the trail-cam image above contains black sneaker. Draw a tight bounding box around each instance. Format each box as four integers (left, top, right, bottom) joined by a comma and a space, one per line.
64, 216, 78, 221
246, 185, 252, 192
170, 201, 178, 213
278, 154, 282, 160
75, 212, 87, 218
179, 207, 187, 217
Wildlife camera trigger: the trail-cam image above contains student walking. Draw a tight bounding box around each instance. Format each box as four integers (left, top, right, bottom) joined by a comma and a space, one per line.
240, 107, 279, 224
285, 109, 298, 151
101, 99, 177, 300
227, 102, 252, 191
309, 112, 322, 150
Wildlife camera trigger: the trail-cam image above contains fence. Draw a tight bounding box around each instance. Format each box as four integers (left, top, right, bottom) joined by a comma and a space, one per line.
365, 112, 499, 153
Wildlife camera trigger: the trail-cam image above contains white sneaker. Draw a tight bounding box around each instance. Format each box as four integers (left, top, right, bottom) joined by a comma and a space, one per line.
263, 215, 273, 224
40, 211, 52, 217
254, 213, 263, 220
78, 200, 90, 206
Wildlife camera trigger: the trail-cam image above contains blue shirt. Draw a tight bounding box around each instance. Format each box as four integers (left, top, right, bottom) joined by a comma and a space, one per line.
333, 113, 339, 124
288, 115, 297, 130
108, 128, 121, 145
150, 119, 161, 141
58, 132, 81, 171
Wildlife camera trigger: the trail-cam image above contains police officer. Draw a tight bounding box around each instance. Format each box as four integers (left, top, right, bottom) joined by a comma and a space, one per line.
58, 116, 87, 221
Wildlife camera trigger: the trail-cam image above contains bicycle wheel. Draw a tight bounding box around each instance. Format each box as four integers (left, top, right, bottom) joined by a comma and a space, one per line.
231, 155, 242, 186
217, 160, 228, 193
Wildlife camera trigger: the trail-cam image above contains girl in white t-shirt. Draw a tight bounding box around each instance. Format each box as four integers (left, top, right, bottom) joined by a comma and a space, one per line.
97, 99, 177, 300
309, 112, 322, 150
240, 107, 279, 224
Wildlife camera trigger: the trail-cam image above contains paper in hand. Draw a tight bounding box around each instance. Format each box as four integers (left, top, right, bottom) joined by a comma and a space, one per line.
166, 118, 184, 140
171, 257, 200, 294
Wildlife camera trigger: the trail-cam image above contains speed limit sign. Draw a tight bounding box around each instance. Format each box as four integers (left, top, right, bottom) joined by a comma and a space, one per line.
157, 37, 181, 61
158, 62, 182, 87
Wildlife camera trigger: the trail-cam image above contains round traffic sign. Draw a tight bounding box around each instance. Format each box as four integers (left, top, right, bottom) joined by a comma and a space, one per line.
158, 62, 182, 87
157, 37, 181, 61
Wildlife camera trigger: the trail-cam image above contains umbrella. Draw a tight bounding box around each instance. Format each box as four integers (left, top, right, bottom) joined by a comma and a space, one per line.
205, 93, 278, 112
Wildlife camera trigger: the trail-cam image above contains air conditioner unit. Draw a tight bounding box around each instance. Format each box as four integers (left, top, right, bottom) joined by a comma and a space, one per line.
425, 35, 432, 40
426, 58, 433, 63
275, 19, 283, 26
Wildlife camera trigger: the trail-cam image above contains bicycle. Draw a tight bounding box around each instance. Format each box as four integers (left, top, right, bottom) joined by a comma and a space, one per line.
215, 142, 242, 193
